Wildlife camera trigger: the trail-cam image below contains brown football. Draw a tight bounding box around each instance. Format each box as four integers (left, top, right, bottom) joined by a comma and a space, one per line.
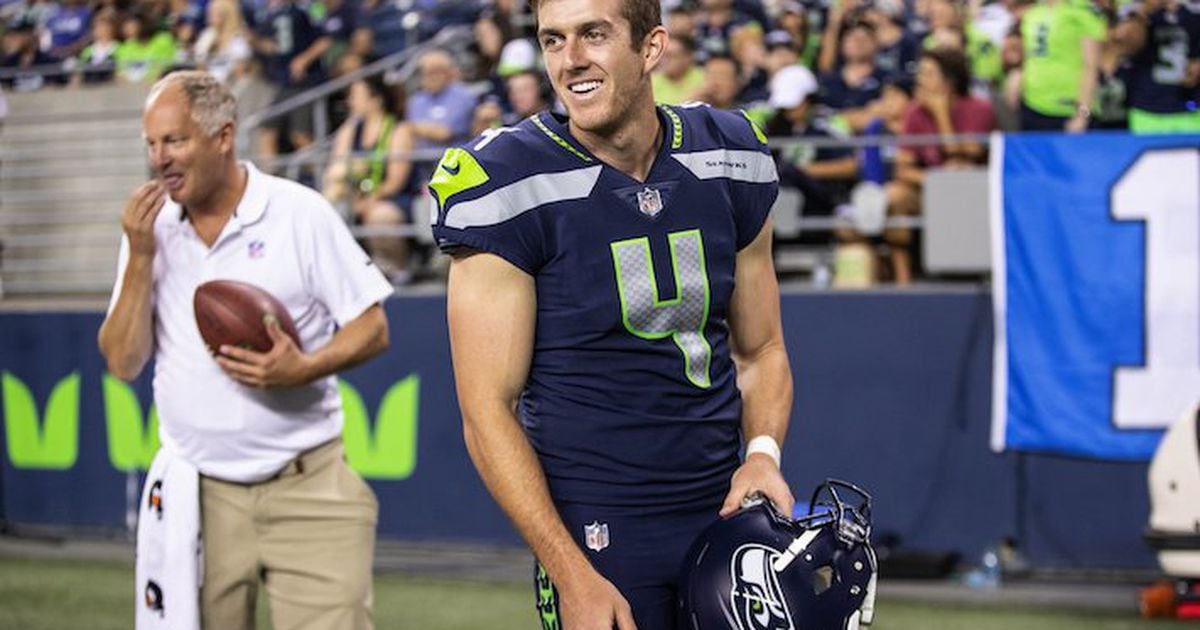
193, 280, 301, 354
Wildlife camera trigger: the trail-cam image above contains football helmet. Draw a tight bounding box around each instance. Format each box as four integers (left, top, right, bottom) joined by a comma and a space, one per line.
679, 479, 878, 630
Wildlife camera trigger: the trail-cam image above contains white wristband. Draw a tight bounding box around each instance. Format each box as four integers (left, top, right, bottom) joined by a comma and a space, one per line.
745, 435, 782, 468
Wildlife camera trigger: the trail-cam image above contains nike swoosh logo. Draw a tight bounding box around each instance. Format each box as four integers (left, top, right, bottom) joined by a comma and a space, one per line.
441, 162, 461, 175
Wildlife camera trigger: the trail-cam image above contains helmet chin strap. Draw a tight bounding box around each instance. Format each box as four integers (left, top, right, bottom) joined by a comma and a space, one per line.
772, 527, 821, 573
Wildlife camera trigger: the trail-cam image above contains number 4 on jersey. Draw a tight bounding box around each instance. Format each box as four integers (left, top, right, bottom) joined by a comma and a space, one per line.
610, 229, 713, 389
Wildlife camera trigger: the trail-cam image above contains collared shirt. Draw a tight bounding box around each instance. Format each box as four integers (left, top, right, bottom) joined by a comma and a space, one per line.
108, 163, 393, 482
406, 81, 477, 150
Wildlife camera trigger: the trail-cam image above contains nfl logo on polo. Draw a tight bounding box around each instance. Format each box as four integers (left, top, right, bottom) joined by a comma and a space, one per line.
248, 239, 266, 259
584, 521, 610, 552
636, 187, 663, 218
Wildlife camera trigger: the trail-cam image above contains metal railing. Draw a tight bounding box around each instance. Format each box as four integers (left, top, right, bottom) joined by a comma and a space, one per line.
237, 24, 474, 165
0, 89, 995, 296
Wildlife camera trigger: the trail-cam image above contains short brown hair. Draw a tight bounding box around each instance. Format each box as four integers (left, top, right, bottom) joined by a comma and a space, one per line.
530, 0, 662, 50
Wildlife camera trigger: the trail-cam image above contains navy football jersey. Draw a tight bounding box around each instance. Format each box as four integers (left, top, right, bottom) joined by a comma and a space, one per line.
1126, 2, 1200, 113
430, 105, 779, 508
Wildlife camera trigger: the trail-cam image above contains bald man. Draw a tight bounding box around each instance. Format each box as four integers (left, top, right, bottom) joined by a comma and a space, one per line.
406, 49, 478, 150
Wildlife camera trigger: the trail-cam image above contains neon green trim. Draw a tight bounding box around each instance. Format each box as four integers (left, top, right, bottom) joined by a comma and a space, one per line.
535, 562, 561, 630
740, 109, 769, 145
1128, 108, 1200, 133
102, 375, 160, 472
2, 371, 79, 470
530, 115, 593, 163
609, 230, 713, 388
429, 148, 490, 212
340, 376, 419, 480
660, 104, 684, 149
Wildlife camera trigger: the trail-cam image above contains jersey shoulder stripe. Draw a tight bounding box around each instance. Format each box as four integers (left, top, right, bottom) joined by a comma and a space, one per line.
669, 104, 777, 183
429, 115, 594, 227
443, 165, 603, 229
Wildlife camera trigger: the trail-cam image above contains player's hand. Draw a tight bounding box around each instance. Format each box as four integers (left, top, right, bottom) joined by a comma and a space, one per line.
720, 453, 795, 518
558, 570, 638, 630
215, 317, 314, 388
121, 181, 166, 259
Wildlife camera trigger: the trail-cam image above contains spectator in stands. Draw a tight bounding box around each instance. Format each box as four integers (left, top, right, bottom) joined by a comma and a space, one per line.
653, 34, 705, 104
406, 48, 475, 151
317, 0, 356, 60
776, 1, 813, 66
473, 68, 550, 135
353, 0, 406, 57
1, 14, 60, 91
193, 0, 251, 84
70, 6, 118, 85
767, 64, 859, 192
764, 29, 799, 73
858, 75, 914, 185
924, 0, 1004, 91
818, 18, 888, 126
890, 47, 995, 283
165, 0, 203, 50
251, 0, 331, 163
1113, 0, 1200, 132
1018, 0, 1106, 131
42, 0, 91, 61
114, 9, 177, 83
324, 74, 416, 285
695, 0, 760, 58
700, 53, 744, 109
665, 3, 698, 40
729, 22, 770, 102
861, 0, 922, 77
471, 8, 506, 82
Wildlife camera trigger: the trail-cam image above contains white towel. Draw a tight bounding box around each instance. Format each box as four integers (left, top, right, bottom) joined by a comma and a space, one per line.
135, 442, 202, 630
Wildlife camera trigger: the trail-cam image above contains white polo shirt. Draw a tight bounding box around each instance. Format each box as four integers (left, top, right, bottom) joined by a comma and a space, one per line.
109, 163, 393, 483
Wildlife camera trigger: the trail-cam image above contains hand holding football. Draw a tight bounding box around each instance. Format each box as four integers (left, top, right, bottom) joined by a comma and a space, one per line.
193, 280, 301, 354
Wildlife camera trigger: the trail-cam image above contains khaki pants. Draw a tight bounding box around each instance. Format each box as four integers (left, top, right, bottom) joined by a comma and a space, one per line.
200, 438, 377, 630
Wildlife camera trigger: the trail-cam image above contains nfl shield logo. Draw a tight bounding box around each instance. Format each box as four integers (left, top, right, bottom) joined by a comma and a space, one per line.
636, 187, 663, 217
584, 521, 610, 552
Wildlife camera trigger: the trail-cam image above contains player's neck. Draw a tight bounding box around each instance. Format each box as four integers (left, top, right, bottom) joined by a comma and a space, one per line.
570, 101, 663, 183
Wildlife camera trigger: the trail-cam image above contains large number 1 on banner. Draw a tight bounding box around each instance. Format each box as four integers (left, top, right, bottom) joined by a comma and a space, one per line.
1111, 148, 1200, 429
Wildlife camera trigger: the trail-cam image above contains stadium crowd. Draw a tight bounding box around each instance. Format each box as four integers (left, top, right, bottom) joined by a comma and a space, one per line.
2, 0, 1198, 283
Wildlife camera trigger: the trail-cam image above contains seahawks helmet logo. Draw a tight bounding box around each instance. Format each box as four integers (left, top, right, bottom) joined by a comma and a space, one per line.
730, 544, 794, 630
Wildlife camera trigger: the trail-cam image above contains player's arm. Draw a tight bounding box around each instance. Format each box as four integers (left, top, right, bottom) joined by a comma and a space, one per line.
216, 303, 389, 387
98, 182, 167, 382
447, 252, 636, 630
720, 220, 796, 518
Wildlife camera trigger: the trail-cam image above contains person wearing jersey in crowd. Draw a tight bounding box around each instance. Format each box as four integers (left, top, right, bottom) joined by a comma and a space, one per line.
324, 74, 416, 286
430, 0, 796, 627
1018, 0, 1107, 131
1113, 0, 1200, 132
43, 0, 92, 61
252, 0, 331, 164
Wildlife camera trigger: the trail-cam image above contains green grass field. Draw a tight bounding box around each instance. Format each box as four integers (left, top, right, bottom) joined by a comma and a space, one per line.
0, 555, 1190, 629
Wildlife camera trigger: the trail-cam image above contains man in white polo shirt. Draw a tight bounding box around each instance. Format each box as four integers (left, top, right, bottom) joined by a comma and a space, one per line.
99, 70, 393, 629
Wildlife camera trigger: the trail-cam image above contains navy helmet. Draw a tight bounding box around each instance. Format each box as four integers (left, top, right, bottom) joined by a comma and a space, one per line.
678, 479, 878, 630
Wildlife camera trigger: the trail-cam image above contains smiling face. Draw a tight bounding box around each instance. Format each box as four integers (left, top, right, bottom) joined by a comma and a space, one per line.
142, 85, 233, 209
536, 0, 665, 137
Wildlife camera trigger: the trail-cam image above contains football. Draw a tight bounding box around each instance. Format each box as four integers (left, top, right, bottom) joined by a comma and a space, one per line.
193, 280, 301, 354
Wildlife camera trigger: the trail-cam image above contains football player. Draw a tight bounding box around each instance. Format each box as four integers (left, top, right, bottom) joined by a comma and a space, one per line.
431, 0, 795, 628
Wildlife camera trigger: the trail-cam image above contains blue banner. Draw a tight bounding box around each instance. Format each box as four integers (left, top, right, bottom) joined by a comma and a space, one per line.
991, 133, 1200, 460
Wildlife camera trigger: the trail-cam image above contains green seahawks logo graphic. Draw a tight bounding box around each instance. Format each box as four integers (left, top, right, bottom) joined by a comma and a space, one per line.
610, 229, 713, 388
730, 544, 794, 630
